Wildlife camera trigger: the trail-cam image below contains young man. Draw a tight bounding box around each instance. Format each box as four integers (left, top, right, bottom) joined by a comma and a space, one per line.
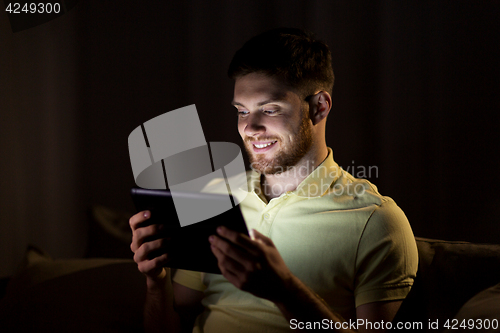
130, 28, 418, 332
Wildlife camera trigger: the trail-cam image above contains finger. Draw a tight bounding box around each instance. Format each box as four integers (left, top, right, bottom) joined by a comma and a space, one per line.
250, 229, 274, 247
209, 234, 253, 264
130, 223, 164, 253
133, 238, 169, 263
129, 210, 151, 231
210, 244, 245, 277
149, 253, 170, 269
216, 226, 260, 254
137, 253, 169, 277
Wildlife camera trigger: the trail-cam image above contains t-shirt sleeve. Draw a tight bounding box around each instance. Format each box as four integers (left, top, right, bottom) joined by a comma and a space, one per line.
354, 199, 418, 307
172, 269, 206, 292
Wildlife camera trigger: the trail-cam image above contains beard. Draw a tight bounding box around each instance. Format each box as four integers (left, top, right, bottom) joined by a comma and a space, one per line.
244, 108, 313, 175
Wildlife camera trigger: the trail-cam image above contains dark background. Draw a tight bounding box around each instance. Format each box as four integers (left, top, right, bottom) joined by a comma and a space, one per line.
1, 0, 499, 277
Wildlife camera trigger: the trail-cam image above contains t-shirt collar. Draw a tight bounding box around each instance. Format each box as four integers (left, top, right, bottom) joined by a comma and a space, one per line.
244, 148, 340, 198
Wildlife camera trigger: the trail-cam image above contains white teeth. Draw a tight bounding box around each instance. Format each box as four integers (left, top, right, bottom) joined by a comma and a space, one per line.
254, 141, 276, 149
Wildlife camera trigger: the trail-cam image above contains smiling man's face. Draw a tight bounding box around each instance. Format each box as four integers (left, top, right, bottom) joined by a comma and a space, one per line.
233, 73, 313, 175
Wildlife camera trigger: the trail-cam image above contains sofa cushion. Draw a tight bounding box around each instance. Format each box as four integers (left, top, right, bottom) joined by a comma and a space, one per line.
442, 282, 500, 332
0, 246, 147, 333
394, 238, 500, 331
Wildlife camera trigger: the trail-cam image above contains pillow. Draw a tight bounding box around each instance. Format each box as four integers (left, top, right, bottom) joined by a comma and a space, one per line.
442, 283, 500, 332
91, 205, 132, 243
86, 205, 134, 259
0, 246, 147, 333
393, 238, 500, 331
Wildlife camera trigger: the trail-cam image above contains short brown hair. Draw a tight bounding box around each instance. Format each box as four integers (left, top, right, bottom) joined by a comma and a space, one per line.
228, 28, 334, 98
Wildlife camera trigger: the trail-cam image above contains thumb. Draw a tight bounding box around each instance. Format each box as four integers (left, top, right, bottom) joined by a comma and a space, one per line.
250, 229, 274, 246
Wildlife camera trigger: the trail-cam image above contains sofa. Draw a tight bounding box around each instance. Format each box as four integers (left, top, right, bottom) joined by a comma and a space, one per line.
393, 238, 500, 332
1, 206, 499, 332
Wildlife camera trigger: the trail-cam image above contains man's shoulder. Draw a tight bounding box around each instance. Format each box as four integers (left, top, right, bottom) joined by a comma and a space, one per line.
322, 167, 394, 210
332, 170, 414, 243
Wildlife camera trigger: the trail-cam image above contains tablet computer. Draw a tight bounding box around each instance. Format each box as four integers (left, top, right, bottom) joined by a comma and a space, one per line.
131, 188, 249, 274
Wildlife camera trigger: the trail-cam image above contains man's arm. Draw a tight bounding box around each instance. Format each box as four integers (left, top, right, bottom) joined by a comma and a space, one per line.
356, 301, 402, 332
143, 269, 181, 333
172, 282, 204, 333
130, 211, 203, 333
274, 275, 402, 332
209, 226, 402, 332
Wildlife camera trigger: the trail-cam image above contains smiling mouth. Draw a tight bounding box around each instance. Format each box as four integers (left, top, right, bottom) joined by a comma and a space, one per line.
250, 140, 278, 152
253, 141, 276, 148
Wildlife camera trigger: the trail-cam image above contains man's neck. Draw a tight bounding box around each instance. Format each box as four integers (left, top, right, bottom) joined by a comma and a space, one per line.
261, 147, 328, 201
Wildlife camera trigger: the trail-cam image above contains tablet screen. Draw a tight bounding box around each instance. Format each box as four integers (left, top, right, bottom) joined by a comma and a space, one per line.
131, 188, 249, 274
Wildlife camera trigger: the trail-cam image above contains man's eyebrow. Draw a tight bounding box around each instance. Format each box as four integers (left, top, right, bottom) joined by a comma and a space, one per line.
231, 95, 288, 107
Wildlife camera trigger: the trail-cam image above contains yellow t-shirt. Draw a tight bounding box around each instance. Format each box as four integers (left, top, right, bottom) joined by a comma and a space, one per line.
173, 148, 418, 332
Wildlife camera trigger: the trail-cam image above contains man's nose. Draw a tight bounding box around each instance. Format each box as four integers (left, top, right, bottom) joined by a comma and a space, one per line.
244, 113, 265, 137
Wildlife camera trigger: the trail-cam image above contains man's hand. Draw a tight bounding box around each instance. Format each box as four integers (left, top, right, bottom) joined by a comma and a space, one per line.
209, 226, 404, 332
129, 210, 170, 280
208, 226, 294, 302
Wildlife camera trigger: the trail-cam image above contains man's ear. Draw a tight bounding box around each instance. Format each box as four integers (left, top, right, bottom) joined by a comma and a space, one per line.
308, 91, 332, 125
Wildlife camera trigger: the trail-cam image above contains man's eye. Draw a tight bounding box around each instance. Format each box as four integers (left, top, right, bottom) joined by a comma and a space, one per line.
237, 111, 249, 117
